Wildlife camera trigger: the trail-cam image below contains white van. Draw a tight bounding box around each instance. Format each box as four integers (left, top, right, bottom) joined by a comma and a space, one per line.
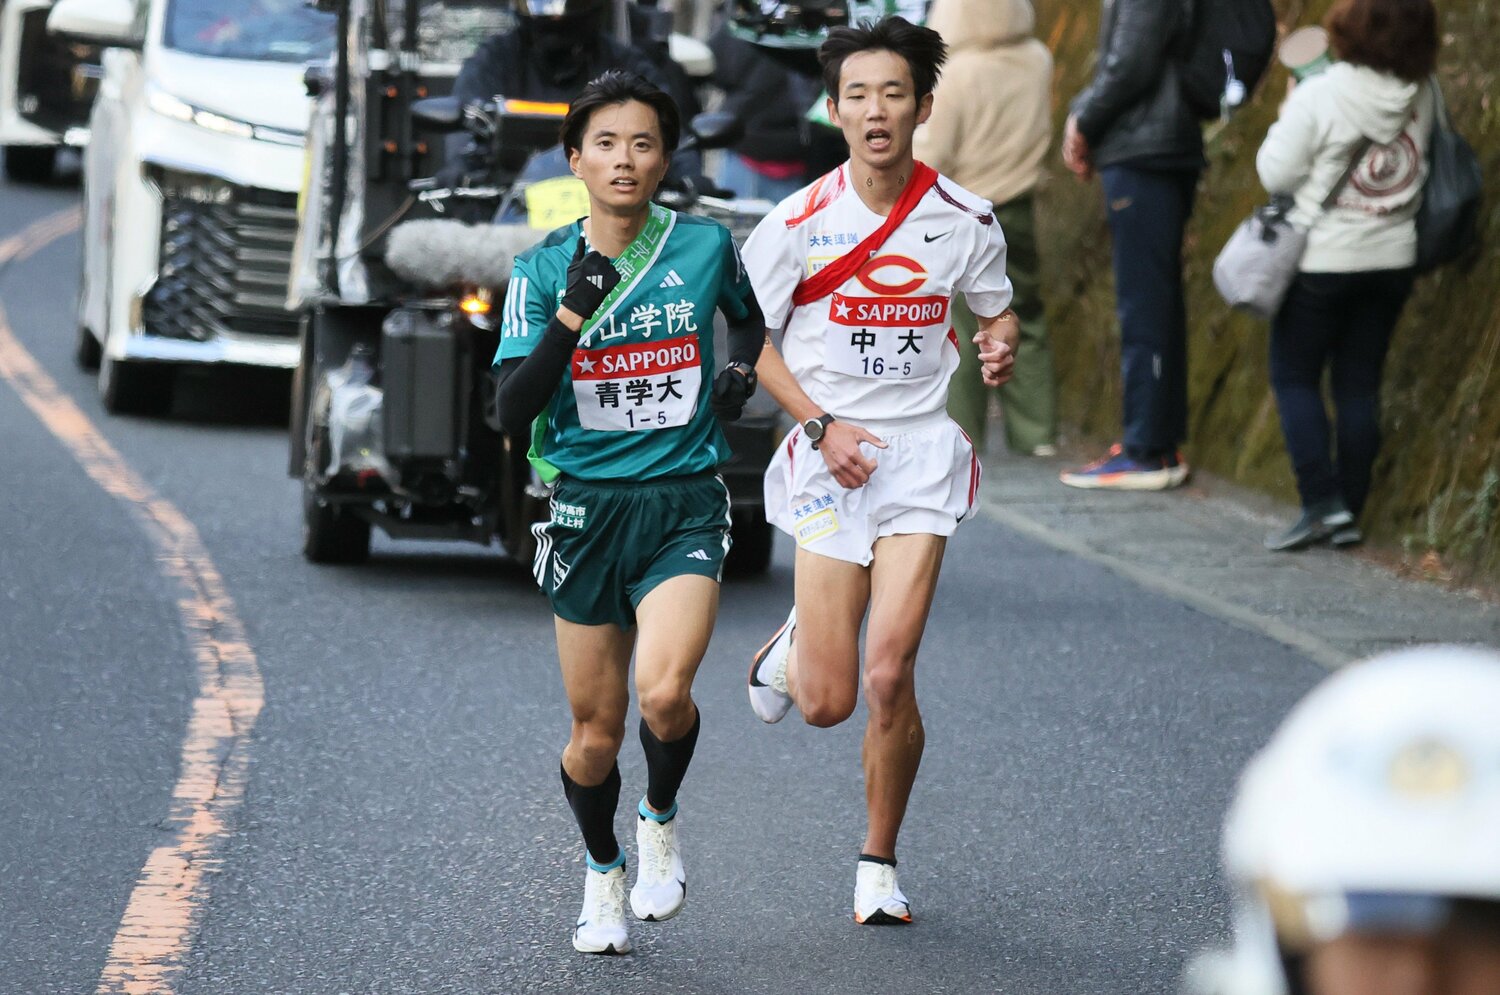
0, 0, 100, 181
50, 0, 333, 414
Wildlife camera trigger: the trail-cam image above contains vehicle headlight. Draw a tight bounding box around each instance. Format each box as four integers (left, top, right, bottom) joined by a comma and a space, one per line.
146, 83, 255, 140
142, 163, 234, 205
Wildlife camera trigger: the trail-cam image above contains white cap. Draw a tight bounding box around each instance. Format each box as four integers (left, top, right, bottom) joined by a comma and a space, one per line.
1225, 644, 1500, 903
1189, 645, 1500, 995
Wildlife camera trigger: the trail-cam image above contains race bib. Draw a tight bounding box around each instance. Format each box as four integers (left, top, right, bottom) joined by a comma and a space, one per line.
572, 334, 703, 432
824, 293, 949, 380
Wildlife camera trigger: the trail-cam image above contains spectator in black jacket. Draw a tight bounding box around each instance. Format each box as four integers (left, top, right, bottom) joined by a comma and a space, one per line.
1058, 0, 1203, 492
706, 25, 844, 200
444, 0, 701, 183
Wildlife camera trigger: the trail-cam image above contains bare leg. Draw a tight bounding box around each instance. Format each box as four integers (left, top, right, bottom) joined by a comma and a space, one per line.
633, 574, 719, 812
555, 618, 635, 786
786, 545, 870, 727
860, 533, 946, 859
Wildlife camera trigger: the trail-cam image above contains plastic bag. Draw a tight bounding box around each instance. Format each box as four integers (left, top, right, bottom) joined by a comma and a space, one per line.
322, 344, 392, 482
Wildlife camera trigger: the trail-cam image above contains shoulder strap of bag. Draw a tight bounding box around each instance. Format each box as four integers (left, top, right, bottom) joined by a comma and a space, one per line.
1319, 137, 1374, 212
1426, 73, 1452, 135
790, 161, 939, 307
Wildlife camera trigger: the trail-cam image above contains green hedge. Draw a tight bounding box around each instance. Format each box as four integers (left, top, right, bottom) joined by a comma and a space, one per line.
1033, 0, 1500, 582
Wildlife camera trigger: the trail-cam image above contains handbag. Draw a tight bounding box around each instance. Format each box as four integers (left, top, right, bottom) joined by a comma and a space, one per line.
1415, 76, 1483, 273
1213, 139, 1371, 320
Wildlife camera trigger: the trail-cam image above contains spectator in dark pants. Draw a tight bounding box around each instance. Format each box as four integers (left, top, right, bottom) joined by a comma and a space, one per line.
1059, 0, 1203, 491
1257, 0, 1437, 551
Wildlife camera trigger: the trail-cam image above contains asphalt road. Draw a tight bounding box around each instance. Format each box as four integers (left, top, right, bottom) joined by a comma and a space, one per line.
0, 168, 1327, 995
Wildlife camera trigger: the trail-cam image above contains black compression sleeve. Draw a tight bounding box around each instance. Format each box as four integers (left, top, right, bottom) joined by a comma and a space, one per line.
494, 316, 578, 435
726, 292, 766, 369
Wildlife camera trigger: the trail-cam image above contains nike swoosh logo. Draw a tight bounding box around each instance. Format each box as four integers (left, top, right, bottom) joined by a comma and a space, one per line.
923, 232, 949, 242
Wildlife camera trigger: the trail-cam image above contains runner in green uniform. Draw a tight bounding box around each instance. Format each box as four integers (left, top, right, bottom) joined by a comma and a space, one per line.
493, 70, 764, 955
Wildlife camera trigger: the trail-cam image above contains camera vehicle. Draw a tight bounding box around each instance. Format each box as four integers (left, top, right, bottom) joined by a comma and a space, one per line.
49, 0, 335, 414
0, 0, 100, 182
287, 0, 779, 572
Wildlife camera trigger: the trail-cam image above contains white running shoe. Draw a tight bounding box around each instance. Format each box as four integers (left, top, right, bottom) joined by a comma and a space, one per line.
748, 606, 796, 723
573, 862, 631, 954
854, 859, 913, 925
630, 805, 686, 922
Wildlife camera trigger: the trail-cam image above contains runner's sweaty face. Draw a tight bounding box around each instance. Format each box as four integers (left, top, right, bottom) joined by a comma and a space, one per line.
828, 49, 933, 173
568, 100, 670, 218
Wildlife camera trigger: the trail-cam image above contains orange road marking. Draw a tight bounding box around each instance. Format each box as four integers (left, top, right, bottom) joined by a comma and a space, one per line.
0, 205, 82, 268
0, 208, 264, 995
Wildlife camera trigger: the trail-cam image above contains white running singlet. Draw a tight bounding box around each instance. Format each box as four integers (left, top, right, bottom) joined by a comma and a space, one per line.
741, 162, 1013, 424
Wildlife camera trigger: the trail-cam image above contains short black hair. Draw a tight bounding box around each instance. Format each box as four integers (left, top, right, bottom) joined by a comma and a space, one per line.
561, 70, 681, 155
818, 16, 948, 105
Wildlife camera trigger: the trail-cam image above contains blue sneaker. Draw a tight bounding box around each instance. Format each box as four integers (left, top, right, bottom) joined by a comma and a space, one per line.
1059, 444, 1189, 491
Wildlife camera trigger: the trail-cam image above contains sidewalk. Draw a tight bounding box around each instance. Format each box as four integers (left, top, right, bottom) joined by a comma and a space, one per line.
977, 439, 1500, 669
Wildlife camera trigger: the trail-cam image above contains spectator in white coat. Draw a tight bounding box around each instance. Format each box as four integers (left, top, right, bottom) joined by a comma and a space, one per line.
1256, 0, 1438, 552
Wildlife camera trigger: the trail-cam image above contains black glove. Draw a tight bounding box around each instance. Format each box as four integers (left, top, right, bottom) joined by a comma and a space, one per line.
710, 362, 756, 421
560, 237, 621, 320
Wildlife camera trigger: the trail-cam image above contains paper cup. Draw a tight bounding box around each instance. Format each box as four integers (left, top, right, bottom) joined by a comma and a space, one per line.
1279, 26, 1333, 82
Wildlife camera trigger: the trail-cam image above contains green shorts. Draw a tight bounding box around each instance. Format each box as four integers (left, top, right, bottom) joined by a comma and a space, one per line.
530, 472, 732, 629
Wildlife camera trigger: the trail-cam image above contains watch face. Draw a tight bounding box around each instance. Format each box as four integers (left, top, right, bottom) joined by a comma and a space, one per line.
804, 418, 824, 440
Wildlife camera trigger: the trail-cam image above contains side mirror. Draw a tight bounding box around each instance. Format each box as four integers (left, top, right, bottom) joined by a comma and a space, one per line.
304, 64, 333, 99
688, 112, 742, 152
47, 0, 141, 50
412, 96, 464, 131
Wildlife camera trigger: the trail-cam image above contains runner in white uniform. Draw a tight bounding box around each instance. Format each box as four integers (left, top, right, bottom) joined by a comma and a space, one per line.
750, 158, 1008, 562
739, 16, 1018, 924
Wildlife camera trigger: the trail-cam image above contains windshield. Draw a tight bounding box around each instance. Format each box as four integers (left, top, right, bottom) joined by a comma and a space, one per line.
163, 0, 337, 63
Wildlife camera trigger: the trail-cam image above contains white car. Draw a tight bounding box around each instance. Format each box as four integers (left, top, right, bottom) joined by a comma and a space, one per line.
50, 0, 334, 414
0, 0, 100, 182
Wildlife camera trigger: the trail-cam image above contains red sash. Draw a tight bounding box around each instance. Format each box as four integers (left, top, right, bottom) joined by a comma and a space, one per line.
790, 161, 939, 307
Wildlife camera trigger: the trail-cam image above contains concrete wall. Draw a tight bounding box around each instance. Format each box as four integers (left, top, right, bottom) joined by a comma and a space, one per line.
1032, 0, 1500, 582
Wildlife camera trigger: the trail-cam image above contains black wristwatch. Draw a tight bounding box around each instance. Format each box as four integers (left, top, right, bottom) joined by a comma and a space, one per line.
803, 412, 836, 450
726, 361, 758, 394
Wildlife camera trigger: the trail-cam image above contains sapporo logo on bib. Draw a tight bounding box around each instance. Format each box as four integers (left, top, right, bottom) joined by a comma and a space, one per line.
572, 334, 702, 432
824, 254, 951, 380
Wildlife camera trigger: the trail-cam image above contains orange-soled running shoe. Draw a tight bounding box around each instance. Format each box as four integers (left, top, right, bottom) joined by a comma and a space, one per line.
854, 859, 913, 925
1059, 444, 1189, 491
748, 606, 796, 723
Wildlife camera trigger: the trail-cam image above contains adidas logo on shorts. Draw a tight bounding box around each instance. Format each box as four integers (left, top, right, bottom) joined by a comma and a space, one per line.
686, 549, 710, 561
658, 270, 685, 289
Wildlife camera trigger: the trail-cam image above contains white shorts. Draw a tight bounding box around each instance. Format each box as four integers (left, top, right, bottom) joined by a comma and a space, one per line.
764, 413, 981, 566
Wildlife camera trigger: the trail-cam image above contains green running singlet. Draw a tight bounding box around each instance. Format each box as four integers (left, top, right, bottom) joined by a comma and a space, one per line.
495, 206, 756, 483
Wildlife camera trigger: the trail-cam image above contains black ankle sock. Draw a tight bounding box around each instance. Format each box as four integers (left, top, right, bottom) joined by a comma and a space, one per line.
859, 853, 897, 868
560, 762, 621, 867
639, 709, 700, 814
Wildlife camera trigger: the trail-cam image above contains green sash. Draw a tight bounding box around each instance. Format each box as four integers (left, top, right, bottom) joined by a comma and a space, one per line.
527, 204, 676, 483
